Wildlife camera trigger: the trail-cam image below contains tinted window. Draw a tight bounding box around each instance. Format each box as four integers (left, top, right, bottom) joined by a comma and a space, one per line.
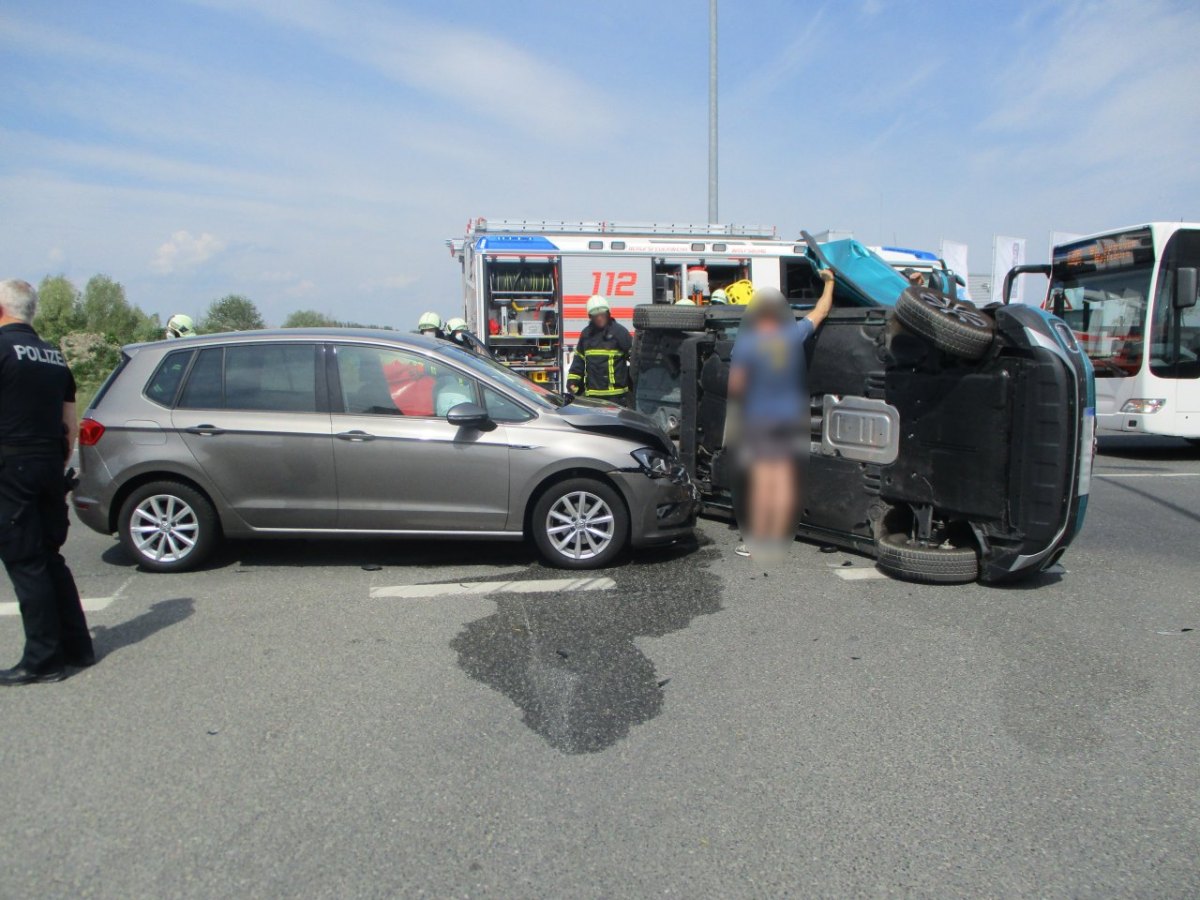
178, 348, 224, 409
335, 345, 476, 417
224, 345, 319, 412
483, 386, 532, 423
145, 350, 193, 407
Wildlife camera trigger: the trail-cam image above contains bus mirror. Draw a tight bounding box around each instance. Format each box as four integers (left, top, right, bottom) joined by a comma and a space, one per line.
1175, 268, 1198, 309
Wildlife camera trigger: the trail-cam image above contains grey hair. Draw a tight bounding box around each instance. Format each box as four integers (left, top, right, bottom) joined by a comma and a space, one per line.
0, 280, 38, 323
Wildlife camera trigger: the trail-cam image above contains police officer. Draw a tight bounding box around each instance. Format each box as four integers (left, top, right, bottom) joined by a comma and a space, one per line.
0, 280, 93, 685
567, 295, 633, 406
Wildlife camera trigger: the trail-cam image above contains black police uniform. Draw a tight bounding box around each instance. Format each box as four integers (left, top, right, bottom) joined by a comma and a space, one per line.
567, 319, 634, 406
0, 322, 92, 682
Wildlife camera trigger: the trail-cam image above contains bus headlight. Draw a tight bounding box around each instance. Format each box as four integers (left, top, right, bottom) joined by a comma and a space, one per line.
1121, 398, 1166, 414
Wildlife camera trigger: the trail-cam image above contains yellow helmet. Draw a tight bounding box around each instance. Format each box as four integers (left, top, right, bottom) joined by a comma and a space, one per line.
725, 279, 754, 305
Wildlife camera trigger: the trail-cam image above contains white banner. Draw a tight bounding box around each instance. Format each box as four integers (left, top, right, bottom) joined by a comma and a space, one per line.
991, 235, 1027, 304
940, 239, 970, 299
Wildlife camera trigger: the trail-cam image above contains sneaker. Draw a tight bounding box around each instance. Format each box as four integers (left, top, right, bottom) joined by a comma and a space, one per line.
735, 544, 752, 558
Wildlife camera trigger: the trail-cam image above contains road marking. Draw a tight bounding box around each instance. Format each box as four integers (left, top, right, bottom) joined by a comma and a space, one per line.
0, 596, 115, 617
1096, 472, 1200, 478
370, 576, 617, 600
834, 568, 888, 581
0, 574, 134, 617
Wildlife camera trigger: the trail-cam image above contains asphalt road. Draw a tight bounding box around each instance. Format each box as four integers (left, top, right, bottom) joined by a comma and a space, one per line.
1, 435, 1197, 898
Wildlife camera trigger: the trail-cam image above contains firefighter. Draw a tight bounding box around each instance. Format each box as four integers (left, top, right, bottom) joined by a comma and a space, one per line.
165, 313, 196, 339
416, 311, 446, 339
0, 280, 93, 685
444, 317, 493, 357
567, 295, 632, 406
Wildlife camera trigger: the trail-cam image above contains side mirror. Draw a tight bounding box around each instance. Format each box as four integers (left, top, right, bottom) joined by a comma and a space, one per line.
1175, 267, 1198, 309
446, 402, 492, 430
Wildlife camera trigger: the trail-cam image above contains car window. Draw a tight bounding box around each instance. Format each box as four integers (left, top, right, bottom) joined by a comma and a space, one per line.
335, 345, 477, 417
224, 345, 319, 412
177, 347, 224, 409
482, 385, 533, 423
177, 344, 319, 412
145, 349, 193, 407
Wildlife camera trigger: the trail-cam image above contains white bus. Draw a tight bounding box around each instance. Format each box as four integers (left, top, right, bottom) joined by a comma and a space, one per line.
1015, 223, 1200, 439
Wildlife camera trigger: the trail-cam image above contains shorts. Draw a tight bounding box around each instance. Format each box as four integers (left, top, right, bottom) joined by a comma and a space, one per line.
740, 421, 805, 463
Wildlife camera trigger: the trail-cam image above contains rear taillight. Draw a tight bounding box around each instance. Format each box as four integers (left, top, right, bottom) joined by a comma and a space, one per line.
78, 418, 105, 446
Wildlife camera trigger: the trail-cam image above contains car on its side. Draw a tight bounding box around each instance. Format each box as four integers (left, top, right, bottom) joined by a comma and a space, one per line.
633, 234, 1095, 584
73, 330, 699, 571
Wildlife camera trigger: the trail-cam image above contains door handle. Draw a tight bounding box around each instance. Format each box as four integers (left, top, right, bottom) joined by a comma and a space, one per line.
336, 430, 376, 442
185, 424, 225, 436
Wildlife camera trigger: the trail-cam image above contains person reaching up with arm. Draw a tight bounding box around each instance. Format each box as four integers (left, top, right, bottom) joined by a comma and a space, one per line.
726, 268, 834, 561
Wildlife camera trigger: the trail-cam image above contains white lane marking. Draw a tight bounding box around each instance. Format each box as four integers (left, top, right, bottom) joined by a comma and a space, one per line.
0, 596, 114, 617
834, 568, 889, 581
1096, 472, 1200, 478
370, 576, 617, 600
0, 574, 134, 617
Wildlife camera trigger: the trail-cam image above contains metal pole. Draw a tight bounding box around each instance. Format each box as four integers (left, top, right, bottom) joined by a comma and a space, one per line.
708, 0, 718, 224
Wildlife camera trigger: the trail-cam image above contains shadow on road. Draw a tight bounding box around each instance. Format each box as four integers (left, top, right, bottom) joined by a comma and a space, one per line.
91, 597, 194, 658
1097, 434, 1199, 461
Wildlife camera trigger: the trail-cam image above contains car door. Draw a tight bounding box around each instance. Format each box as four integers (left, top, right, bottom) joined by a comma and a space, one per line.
171, 342, 338, 529
329, 343, 511, 532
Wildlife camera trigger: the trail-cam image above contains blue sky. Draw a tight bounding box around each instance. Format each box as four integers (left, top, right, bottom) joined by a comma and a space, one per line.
1, 0, 1197, 327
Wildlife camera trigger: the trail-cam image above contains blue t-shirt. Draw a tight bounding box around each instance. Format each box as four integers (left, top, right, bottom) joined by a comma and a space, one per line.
730, 318, 814, 424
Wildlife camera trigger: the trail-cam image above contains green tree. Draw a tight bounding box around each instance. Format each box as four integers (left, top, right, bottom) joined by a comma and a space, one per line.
201, 294, 265, 333
131, 309, 164, 343
33, 275, 84, 347
82, 274, 140, 342
283, 309, 339, 328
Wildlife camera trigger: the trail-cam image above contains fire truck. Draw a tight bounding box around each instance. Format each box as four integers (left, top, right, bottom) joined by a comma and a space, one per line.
448, 219, 813, 390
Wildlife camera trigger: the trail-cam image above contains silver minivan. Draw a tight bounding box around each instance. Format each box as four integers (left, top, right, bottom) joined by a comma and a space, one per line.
73, 330, 700, 571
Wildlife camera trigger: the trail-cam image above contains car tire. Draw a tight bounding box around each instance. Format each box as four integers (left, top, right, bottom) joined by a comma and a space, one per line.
118, 481, 219, 573
531, 478, 629, 570
633, 303, 707, 331
894, 287, 995, 361
875, 529, 979, 585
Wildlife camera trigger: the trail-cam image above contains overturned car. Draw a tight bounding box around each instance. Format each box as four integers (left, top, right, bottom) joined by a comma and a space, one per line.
632, 235, 1095, 584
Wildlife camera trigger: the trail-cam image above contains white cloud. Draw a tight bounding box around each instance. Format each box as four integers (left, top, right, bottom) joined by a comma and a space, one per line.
186, 0, 617, 143
360, 274, 419, 293
151, 230, 227, 274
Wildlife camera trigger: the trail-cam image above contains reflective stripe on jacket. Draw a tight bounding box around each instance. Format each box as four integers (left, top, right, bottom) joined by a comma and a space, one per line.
567, 321, 632, 396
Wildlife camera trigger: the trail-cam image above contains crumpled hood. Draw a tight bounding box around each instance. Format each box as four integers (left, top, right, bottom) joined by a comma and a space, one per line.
557, 400, 674, 453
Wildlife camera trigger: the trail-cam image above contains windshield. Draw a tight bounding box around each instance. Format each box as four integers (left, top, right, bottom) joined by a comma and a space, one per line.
437, 343, 567, 408
1051, 229, 1155, 377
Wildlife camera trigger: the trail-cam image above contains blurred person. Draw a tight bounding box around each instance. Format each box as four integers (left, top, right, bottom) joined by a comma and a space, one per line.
165, 313, 196, 339
727, 269, 835, 561
567, 295, 633, 406
416, 312, 446, 339
0, 280, 93, 685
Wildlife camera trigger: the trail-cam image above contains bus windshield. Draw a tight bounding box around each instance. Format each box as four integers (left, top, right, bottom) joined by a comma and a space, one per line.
1051, 228, 1155, 377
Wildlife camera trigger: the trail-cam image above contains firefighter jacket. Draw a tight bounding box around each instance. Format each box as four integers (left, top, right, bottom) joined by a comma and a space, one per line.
567, 320, 633, 397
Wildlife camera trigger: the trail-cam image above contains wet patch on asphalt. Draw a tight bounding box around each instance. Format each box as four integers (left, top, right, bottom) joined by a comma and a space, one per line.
450, 539, 722, 754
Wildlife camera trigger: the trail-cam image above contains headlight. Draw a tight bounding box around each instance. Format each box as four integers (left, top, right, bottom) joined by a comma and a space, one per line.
631, 447, 673, 478
1121, 398, 1166, 414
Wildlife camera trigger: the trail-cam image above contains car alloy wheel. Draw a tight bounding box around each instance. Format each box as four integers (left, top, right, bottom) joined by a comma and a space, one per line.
130, 494, 200, 564
545, 490, 616, 561
916, 290, 990, 328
